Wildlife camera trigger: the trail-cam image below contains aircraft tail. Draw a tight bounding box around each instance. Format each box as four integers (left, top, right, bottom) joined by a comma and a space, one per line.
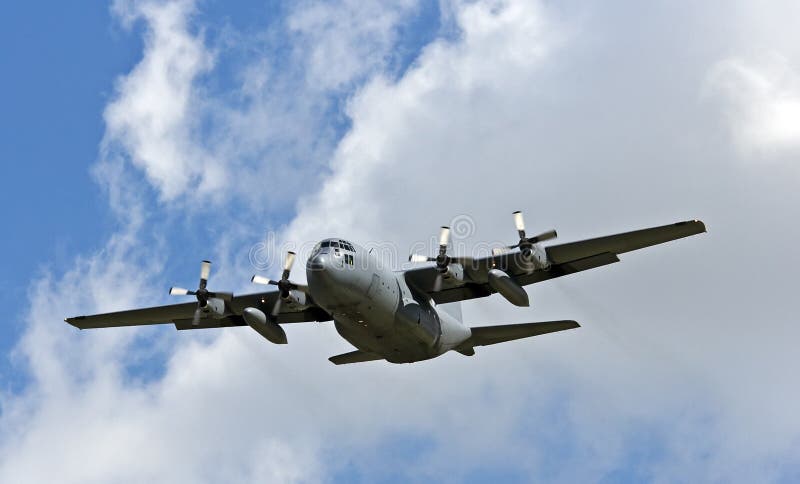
329, 350, 383, 365
437, 301, 463, 323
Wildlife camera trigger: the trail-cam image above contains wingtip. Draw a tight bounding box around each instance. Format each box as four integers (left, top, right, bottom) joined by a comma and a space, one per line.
689, 219, 707, 234
64, 317, 85, 330
675, 219, 707, 234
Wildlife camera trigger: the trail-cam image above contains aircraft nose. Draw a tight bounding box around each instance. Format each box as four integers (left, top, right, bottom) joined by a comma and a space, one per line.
307, 252, 328, 272
307, 252, 338, 303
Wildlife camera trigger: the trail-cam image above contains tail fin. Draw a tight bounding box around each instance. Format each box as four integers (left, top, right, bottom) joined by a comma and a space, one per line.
437, 301, 463, 323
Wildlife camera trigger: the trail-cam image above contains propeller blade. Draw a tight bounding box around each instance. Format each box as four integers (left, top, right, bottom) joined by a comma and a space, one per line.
530, 229, 557, 243
438, 226, 451, 248
513, 211, 526, 238
251, 275, 277, 285
433, 273, 443, 292
492, 247, 511, 256
271, 298, 282, 317
409, 254, 433, 263
192, 307, 202, 325
169, 287, 191, 296
284, 251, 296, 272
200, 260, 211, 281
513, 211, 525, 231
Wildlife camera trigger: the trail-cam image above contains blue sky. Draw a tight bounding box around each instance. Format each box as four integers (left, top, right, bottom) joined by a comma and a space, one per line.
0, 3, 126, 374
2, 1, 800, 482
0, 0, 439, 381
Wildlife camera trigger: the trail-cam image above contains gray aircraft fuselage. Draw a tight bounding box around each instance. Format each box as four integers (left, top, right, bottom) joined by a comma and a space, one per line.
306, 239, 469, 363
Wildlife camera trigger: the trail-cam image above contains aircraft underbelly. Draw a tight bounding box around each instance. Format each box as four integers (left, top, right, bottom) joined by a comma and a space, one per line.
334, 315, 436, 363
331, 285, 439, 364
309, 258, 444, 363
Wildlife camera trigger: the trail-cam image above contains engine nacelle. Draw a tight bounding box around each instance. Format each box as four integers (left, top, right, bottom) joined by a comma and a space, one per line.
520, 245, 550, 271
281, 290, 307, 306
200, 297, 226, 319
440, 263, 464, 283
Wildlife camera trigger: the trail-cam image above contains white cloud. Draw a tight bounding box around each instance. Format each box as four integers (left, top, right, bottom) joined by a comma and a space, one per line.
287, 0, 418, 91
4, 0, 800, 483
102, 0, 424, 210
104, 0, 215, 201
709, 53, 800, 155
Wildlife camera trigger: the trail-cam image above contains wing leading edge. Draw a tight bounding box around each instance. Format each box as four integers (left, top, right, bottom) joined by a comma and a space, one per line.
404, 219, 706, 303
65, 291, 332, 330
545, 219, 706, 264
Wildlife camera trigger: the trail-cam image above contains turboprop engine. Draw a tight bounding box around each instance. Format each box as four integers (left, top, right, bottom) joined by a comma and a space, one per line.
251, 251, 310, 316
168, 260, 233, 325
408, 226, 469, 292
280, 290, 307, 306
201, 297, 227, 318
495, 211, 556, 272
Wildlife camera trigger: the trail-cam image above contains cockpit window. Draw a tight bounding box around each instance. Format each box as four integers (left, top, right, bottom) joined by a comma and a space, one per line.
338, 240, 355, 252
315, 239, 355, 253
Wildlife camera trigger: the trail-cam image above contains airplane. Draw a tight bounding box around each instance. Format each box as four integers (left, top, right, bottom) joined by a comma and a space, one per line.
65, 212, 706, 365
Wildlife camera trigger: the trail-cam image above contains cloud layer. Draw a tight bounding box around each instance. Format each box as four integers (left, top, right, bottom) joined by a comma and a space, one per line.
4, 1, 800, 482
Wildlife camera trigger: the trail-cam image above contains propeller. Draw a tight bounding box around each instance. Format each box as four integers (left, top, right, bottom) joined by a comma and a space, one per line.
408, 226, 456, 292
251, 251, 309, 318
506, 211, 557, 255
169, 260, 233, 325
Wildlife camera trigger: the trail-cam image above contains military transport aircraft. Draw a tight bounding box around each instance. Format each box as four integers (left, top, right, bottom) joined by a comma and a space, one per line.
66, 212, 706, 365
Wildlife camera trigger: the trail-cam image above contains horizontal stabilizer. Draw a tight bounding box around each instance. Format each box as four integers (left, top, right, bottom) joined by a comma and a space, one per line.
469, 320, 579, 347
329, 350, 384, 365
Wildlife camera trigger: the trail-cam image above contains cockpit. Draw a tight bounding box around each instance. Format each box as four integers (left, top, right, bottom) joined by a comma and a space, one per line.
311, 238, 356, 256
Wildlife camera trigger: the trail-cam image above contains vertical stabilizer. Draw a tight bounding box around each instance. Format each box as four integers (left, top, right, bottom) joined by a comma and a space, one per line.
437, 301, 463, 323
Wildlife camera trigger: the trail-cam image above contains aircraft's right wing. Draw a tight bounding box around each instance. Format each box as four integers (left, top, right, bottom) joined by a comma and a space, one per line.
544, 220, 706, 264
404, 220, 706, 304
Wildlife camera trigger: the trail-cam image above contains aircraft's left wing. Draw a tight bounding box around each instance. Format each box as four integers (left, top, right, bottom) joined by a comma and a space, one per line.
403, 219, 706, 304
65, 291, 332, 331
